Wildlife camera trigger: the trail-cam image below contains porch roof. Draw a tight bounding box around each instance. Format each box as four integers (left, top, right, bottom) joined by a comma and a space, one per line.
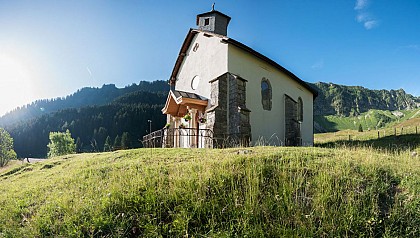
162, 90, 208, 117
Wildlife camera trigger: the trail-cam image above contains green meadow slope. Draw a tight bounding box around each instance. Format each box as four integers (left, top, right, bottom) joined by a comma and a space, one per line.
2, 146, 420, 237
315, 108, 420, 132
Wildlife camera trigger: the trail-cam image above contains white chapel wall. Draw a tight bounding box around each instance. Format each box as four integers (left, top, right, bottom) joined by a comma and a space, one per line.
175, 32, 228, 100
228, 45, 314, 146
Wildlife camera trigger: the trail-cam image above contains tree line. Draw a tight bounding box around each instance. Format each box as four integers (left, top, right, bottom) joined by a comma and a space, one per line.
5, 90, 167, 158
0, 81, 169, 127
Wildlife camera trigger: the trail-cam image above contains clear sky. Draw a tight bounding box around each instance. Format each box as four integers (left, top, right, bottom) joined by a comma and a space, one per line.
1, 0, 419, 116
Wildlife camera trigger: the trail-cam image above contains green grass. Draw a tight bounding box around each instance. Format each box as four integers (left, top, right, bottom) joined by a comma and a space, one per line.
315, 108, 420, 132
2, 145, 420, 237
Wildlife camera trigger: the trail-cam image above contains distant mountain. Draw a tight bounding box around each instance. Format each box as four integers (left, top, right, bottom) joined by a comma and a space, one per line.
0, 81, 169, 127
311, 82, 420, 117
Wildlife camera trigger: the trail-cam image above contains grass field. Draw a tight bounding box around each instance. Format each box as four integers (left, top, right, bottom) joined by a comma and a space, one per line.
2, 135, 420, 237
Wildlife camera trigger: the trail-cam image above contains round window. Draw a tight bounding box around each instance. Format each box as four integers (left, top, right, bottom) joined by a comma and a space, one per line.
191, 75, 200, 90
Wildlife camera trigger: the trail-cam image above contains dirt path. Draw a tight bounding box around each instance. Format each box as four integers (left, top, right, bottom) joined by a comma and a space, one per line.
23, 158, 47, 163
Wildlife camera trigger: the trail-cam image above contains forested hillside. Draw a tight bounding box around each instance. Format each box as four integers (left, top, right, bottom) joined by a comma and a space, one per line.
0, 81, 169, 127
3, 84, 168, 158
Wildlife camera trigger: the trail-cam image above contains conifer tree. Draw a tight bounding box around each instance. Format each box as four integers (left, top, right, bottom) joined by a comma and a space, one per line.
104, 136, 112, 152
113, 135, 121, 150
121, 132, 130, 149
75, 137, 82, 153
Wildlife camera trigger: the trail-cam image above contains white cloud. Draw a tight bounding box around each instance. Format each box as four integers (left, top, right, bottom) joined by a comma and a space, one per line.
356, 13, 368, 23
354, 0, 368, 10
364, 20, 378, 30
396, 45, 420, 53
406, 45, 420, 51
354, 0, 378, 30
311, 60, 324, 70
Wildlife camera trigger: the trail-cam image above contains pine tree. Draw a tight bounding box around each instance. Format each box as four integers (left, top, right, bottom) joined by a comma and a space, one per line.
75, 137, 82, 153
113, 135, 121, 150
104, 136, 112, 152
358, 123, 363, 132
121, 132, 130, 149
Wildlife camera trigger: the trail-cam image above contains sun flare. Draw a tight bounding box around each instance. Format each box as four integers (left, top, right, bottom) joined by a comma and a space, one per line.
0, 53, 35, 115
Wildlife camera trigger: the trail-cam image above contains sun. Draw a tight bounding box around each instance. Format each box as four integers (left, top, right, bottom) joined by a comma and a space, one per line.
0, 52, 35, 116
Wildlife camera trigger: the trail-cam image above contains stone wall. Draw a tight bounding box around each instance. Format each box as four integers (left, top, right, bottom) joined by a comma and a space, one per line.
207, 73, 251, 147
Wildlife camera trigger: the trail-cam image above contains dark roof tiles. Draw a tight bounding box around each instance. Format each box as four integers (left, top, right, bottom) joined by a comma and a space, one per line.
172, 90, 207, 101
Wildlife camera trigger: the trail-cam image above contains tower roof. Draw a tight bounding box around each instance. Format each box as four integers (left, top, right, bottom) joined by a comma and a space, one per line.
196, 9, 231, 36
196, 10, 231, 26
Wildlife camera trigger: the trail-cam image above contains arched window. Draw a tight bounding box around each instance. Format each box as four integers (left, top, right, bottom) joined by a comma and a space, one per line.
261, 78, 272, 110
297, 97, 303, 122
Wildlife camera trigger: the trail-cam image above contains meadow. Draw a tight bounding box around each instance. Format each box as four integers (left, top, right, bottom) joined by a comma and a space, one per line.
1, 130, 420, 236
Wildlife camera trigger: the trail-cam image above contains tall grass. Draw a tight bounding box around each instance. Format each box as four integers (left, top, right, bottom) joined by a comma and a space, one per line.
1, 146, 420, 237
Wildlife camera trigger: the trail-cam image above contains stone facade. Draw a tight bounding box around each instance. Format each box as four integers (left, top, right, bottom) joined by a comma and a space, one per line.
207, 73, 251, 147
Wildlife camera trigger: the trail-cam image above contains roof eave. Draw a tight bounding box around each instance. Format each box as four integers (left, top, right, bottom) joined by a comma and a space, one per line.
222, 38, 318, 98
169, 29, 199, 85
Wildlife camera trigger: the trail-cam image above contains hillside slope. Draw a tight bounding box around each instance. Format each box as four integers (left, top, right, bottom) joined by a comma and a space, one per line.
2, 147, 420, 237
315, 108, 420, 132
311, 82, 420, 116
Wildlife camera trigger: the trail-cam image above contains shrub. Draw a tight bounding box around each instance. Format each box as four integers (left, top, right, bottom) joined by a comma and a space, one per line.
0, 128, 17, 167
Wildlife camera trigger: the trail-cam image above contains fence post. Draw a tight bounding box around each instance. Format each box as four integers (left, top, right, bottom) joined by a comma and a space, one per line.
416, 126, 418, 134
401, 127, 404, 135
394, 128, 397, 136
348, 135, 351, 141
378, 131, 380, 139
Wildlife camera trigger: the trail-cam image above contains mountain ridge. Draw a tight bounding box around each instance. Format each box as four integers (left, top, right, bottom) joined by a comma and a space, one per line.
311, 82, 420, 117
0, 81, 169, 127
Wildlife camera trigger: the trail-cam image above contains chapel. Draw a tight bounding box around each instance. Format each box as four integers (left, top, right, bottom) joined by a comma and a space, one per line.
144, 7, 318, 148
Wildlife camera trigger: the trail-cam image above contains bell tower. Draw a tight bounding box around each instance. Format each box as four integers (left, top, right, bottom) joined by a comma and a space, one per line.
196, 4, 231, 36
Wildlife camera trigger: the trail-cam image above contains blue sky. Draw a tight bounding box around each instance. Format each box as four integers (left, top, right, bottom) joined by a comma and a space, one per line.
0, 0, 419, 116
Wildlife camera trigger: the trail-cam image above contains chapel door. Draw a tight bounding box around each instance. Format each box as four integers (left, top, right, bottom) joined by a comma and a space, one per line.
285, 95, 300, 146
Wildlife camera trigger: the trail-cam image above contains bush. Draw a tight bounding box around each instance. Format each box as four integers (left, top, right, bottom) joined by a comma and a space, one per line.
47, 130, 76, 158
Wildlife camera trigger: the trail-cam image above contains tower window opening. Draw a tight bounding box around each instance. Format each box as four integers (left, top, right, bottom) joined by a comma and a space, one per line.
204, 18, 210, 26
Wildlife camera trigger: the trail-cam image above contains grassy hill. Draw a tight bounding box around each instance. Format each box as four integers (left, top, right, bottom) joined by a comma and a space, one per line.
315, 108, 420, 132
2, 144, 420, 237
